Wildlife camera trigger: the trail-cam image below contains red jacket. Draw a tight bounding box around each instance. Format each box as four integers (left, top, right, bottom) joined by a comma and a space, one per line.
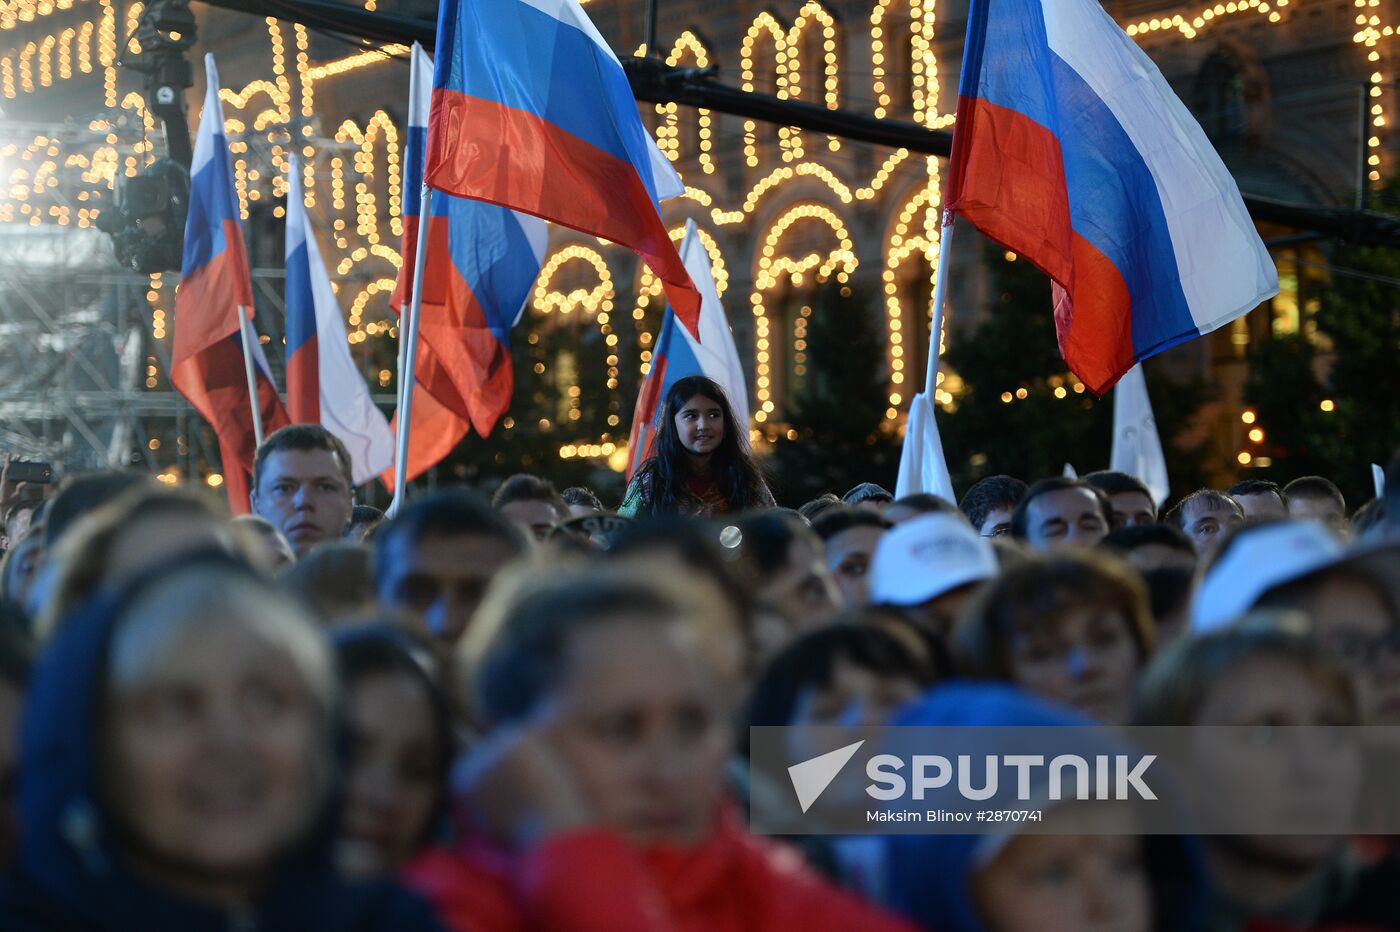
404, 817, 919, 932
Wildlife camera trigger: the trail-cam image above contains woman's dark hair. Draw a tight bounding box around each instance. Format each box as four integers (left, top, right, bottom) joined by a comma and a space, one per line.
474, 579, 682, 725
729, 510, 816, 580
607, 518, 754, 629
954, 550, 1156, 679
636, 376, 766, 516
743, 622, 939, 751
1135, 621, 1357, 726
333, 624, 456, 851
0, 603, 32, 690
798, 493, 842, 523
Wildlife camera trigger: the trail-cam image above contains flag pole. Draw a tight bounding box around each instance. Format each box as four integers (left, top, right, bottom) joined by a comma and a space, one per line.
924, 211, 956, 397
236, 306, 265, 447
389, 182, 433, 516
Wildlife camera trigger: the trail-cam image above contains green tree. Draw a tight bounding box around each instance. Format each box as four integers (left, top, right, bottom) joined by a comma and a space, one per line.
1244, 185, 1400, 507
940, 237, 1210, 495
767, 280, 901, 504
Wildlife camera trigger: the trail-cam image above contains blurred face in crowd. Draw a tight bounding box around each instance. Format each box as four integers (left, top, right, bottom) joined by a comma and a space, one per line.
977, 506, 1015, 539
1190, 658, 1359, 874
973, 805, 1151, 932
824, 525, 886, 607
1280, 574, 1400, 725
1007, 602, 1140, 724
1233, 491, 1286, 521
1118, 543, 1195, 575
106, 512, 234, 584
674, 394, 724, 460
1177, 498, 1243, 553
566, 501, 601, 520
253, 449, 353, 555
377, 532, 519, 644
906, 583, 981, 642
790, 658, 922, 729
4, 505, 34, 547
0, 675, 20, 869
550, 615, 730, 846
2, 533, 43, 608
499, 499, 562, 544
1105, 491, 1156, 530
345, 517, 380, 543
102, 609, 326, 898
755, 534, 842, 640
1023, 489, 1108, 551
339, 671, 442, 877
233, 519, 296, 576
1288, 494, 1348, 537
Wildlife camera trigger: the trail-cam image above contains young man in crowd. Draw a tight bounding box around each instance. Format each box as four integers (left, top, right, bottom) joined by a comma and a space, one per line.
1009, 477, 1111, 551
811, 507, 891, 608
1164, 488, 1245, 554
560, 486, 604, 518
958, 475, 1028, 538
347, 504, 385, 541
870, 512, 999, 640
251, 424, 356, 556
1227, 478, 1288, 520
1083, 470, 1158, 529
843, 482, 894, 512
374, 489, 528, 644
491, 474, 568, 543
1284, 475, 1350, 536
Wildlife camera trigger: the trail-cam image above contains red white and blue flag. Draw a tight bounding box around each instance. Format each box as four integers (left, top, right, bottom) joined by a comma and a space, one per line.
423, 0, 701, 337
948, 0, 1278, 393
284, 153, 394, 485
391, 43, 548, 448
173, 54, 288, 512
626, 220, 750, 477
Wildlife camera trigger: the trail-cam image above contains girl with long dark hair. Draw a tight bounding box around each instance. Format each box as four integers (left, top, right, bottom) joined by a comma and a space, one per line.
619, 376, 774, 517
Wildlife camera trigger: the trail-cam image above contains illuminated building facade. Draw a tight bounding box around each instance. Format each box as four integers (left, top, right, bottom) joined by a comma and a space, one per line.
0, 0, 1388, 479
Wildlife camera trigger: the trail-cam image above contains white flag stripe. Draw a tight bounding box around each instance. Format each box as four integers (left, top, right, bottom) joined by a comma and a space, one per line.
287, 154, 396, 484
1110, 363, 1170, 505
675, 219, 750, 428
895, 393, 956, 503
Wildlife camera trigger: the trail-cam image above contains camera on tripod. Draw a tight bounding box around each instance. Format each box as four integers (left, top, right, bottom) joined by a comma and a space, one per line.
96, 0, 197, 274
96, 159, 190, 274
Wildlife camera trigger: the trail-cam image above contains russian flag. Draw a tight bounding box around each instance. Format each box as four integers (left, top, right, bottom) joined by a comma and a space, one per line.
173, 54, 288, 512
284, 153, 395, 486
626, 220, 750, 477
423, 0, 702, 339
948, 0, 1279, 394
391, 43, 548, 446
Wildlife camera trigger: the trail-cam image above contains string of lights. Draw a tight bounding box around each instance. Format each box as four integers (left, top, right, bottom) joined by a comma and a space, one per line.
0, 0, 1386, 470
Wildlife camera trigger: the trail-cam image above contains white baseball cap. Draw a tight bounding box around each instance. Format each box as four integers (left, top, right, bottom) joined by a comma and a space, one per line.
870, 512, 999, 606
1190, 520, 1344, 634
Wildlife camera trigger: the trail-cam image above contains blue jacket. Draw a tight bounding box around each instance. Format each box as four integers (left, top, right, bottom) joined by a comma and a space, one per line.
0, 569, 446, 932
881, 682, 1210, 932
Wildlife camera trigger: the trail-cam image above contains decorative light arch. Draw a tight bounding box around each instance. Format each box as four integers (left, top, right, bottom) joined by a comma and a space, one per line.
883, 162, 947, 422
870, 0, 949, 126
657, 31, 716, 175
751, 203, 858, 421
530, 243, 622, 421
632, 224, 730, 376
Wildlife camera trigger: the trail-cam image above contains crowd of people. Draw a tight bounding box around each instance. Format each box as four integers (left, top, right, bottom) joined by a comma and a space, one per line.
0, 373, 1396, 931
